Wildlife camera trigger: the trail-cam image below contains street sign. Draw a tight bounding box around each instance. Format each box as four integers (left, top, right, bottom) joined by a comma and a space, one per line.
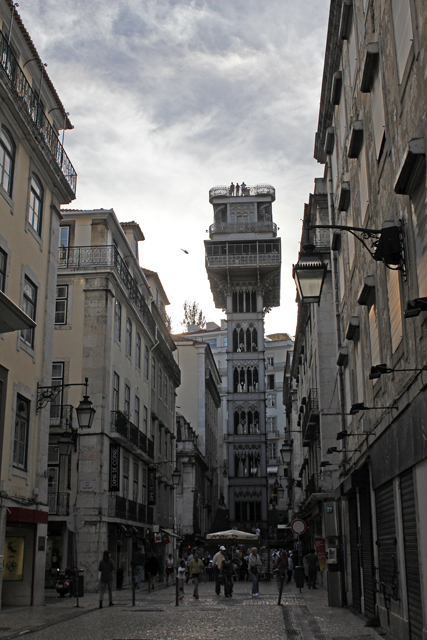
291, 518, 307, 535
67, 512, 85, 532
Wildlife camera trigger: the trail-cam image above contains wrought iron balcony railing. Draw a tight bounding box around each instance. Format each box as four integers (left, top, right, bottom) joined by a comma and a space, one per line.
209, 184, 276, 202
58, 246, 156, 338
111, 411, 154, 459
0, 31, 77, 196
155, 326, 181, 385
206, 253, 280, 268
209, 221, 278, 236
49, 404, 73, 429
48, 491, 70, 516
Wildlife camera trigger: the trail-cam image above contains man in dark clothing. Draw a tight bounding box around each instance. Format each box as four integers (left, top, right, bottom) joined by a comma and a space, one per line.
98, 550, 115, 608
305, 549, 319, 589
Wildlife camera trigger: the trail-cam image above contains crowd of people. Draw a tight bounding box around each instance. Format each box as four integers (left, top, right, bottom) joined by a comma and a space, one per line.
97, 545, 320, 607
228, 181, 249, 196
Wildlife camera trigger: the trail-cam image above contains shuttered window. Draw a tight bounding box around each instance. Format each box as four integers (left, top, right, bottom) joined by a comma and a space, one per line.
338, 82, 347, 151
409, 159, 427, 297
391, 0, 413, 83
347, 205, 355, 267
355, 341, 364, 404
348, 17, 358, 88
387, 269, 403, 353
371, 65, 385, 161
358, 146, 369, 223
368, 303, 380, 365
375, 481, 397, 587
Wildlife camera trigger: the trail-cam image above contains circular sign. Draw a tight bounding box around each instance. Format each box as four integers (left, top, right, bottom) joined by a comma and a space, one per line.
67, 512, 85, 532
291, 518, 307, 535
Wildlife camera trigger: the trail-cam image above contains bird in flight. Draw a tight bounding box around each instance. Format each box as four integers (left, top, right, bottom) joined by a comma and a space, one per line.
181, 249, 189, 254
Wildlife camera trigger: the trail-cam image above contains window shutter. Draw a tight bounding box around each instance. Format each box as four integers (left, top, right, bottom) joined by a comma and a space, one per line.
369, 304, 380, 365
358, 146, 369, 223
348, 19, 358, 87
410, 164, 427, 297
370, 66, 385, 160
387, 269, 402, 353
391, 0, 413, 83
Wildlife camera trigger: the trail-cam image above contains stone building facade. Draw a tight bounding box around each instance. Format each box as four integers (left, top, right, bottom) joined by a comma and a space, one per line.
0, 1, 76, 606
290, 0, 427, 636
48, 209, 180, 592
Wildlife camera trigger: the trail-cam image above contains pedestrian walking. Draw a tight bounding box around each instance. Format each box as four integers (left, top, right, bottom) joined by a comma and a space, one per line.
222, 553, 236, 597
177, 559, 186, 599
165, 553, 175, 586
287, 552, 294, 583
248, 547, 262, 596
98, 550, 115, 608
146, 552, 159, 590
131, 548, 145, 589
189, 551, 204, 599
276, 550, 287, 581
305, 549, 319, 589
212, 545, 225, 594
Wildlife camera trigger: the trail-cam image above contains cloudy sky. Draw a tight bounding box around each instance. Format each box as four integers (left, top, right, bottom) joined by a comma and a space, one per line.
18, 0, 330, 336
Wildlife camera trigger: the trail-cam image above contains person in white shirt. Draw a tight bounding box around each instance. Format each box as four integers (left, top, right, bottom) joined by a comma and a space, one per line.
212, 546, 225, 595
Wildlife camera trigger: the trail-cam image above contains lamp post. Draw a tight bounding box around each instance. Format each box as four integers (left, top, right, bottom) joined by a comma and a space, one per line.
293, 247, 327, 305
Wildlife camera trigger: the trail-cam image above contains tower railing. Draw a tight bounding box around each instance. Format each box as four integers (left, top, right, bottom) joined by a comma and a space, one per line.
209, 184, 275, 202
206, 253, 280, 268
209, 221, 277, 236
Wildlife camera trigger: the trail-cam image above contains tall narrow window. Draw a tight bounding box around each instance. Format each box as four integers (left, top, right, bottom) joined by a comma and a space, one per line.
133, 463, 139, 502
151, 356, 156, 389
134, 395, 140, 428
358, 145, 369, 223
59, 226, 70, 264
143, 405, 148, 434
0, 248, 7, 292
144, 346, 149, 378
123, 456, 129, 498
28, 174, 43, 235
113, 372, 119, 412
408, 159, 427, 297
391, 0, 413, 83
50, 362, 64, 423
158, 367, 162, 398
136, 333, 141, 369
126, 317, 132, 357
164, 375, 168, 407
55, 285, 68, 324
387, 269, 403, 353
0, 126, 14, 196
114, 300, 121, 342
371, 66, 386, 161
13, 395, 30, 469
124, 384, 130, 415
21, 276, 37, 347
368, 302, 380, 366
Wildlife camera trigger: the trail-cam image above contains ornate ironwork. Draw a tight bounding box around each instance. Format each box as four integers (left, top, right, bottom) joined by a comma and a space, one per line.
58, 245, 157, 339
209, 184, 276, 202
0, 30, 77, 195
48, 491, 70, 516
37, 378, 89, 412
206, 253, 280, 268
209, 221, 277, 236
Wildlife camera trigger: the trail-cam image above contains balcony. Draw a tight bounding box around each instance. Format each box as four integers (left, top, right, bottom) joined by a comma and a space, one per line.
0, 31, 77, 196
110, 411, 154, 460
209, 221, 277, 236
108, 496, 147, 524
267, 430, 280, 439
302, 389, 320, 445
58, 246, 156, 338
209, 184, 276, 202
48, 492, 70, 516
206, 252, 280, 269
49, 404, 73, 429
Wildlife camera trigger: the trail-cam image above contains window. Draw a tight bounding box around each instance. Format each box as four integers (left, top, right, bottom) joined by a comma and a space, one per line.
205, 338, 217, 348
391, 0, 413, 83
50, 362, 64, 422
59, 226, 70, 264
0, 248, 6, 291
266, 393, 276, 408
371, 65, 385, 161
133, 462, 139, 502
134, 395, 140, 428
144, 346, 149, 378
267, 416, 277, 433
158, 367, 162, 398
151, 356, 156, 389
164, 375, 168, 406
126, 317, 132, 357
267, 357, 274, 369
114, 300, 121, 342
55, 285, 68, 324
143, 405, 148, 435
113, 372, 119, 412
164, 433, 168, 460
13, 395, 29, 469
170, 381, 174, 410
223, 337, 227, 347
136, 333, 141, 369
28, 174, 43, 235
123, 456, 129, 498
21, 276, 37, 347
0, 126, 14, 196
267, 442, 277, 461
142, 468, 147, 503
387, 269, 403, 353
124, 384, 130, 415
267, 374, 275, 390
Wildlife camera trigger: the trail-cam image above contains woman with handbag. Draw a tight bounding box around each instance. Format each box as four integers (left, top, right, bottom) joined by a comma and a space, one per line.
248, 547, 262, 596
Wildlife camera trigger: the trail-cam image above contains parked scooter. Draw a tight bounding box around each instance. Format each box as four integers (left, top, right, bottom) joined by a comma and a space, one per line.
55, 567, 71, 597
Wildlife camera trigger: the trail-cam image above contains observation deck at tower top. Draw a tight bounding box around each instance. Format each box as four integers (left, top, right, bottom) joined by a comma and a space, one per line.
209, 183, 276, 203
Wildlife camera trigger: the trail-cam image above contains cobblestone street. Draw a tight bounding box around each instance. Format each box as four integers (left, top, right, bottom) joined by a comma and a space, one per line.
0, 580, 385, 640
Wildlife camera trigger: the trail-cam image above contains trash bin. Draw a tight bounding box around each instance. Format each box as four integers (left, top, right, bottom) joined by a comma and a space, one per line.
294, 566, 305, 589
70, 571, 84, 597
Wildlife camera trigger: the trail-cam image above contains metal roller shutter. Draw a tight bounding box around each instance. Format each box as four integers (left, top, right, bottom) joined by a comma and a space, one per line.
359, 489, 376, 617
349, 496, 361, 612
375, 480, 397, 588
400, 469, 423, 640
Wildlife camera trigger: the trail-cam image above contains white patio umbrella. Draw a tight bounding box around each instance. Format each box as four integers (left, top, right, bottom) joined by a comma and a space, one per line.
206, 529, 259, 542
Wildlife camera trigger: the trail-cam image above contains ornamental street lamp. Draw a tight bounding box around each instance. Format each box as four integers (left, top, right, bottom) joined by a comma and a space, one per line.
292, 247, 327, 305
280, 442, 292, 465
